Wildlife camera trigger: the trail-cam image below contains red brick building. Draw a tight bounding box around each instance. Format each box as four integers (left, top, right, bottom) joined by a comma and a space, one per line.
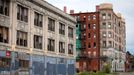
71, 12, 100, 72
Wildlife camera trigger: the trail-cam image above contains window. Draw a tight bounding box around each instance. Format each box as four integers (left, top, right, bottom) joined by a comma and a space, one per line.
93, 15, 96, 20
88, 16, 90, 20
17, 5, 28, 22
102, 31, 106, 37
48, 18, 55, 31
93, 51, 96, 56
68, 27, 73, 38
108, 41, 112, 47
83, 33, 86, 38
108, 14, 111, 19
16, 31, 27, 47
88, 24, 90, 29
34, 35, 42, 49
108, 22, 111, 29
93, 24, 96, 29
94, 42, 96, 48
88, 33, 90, 38
102, 13, 106, 19
76, 16, 80, 21
68, 44, 73, 54
102, 22, 106, 29
59, 42, 65, 53
108, 31, 112, 38
48, 39, 55, 51
59, 22, 65, 35
19, 60, 29, 68
83, 42, 86, 48
0, 26, 9, 43
0, 58, 11, 68
83, 24, 86, 29
83, 16, 86, 20
103, 41, 106, 47
76, 25, 78, 27
34, 12, 43, 27
94, 33, 96, 38
88, 42, 91, 48
0, 0, 10, 16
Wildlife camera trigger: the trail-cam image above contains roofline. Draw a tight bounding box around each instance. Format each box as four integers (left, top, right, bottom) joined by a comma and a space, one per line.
27, 0, 76, 24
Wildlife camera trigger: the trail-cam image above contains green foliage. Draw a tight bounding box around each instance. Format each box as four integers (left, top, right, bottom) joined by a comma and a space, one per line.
103, 64, 111, 73
77, 71, 106, 75
77, 72, 90, 75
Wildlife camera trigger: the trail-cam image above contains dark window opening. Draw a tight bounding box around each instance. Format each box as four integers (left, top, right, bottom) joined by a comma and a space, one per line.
34, 12, 43, 27
34, 35, 42, 49
0, 0, 10, 16
59, 22, 65, 35
48, 39, 55, 51
17, 5, 28, 22
0, 26, 9, 43
68, 27, 73, 38
68, 44, 73, 54
48, 18, 55, 31
59, 42, 65, 53
16, 31, 27, 47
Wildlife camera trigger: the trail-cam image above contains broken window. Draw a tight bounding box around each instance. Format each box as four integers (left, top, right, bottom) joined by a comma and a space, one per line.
0, 26, 9, 43
59, 41, 65, 53
16, 31, 27, 47
48, 38, 55, 51
34, 12, 43, 27
34, 35, 42, 49
48, 18, 55, 31
59, 22, 65, 35
68, 27, 73, 38
0, 0, 10, 16
17, 5, 28, 22
68, 44, 73, 54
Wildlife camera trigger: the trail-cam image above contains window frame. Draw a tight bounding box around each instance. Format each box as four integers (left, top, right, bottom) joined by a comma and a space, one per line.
59, 41, 65, 53
68, 44, 73, 54
16, 30, 28, 47
34, 12, 43, 27
17, 4, 28, 22
34, 35, 42, 49
59, 22, 65, 35
68, 27, 73, 38
48, 18, 55, 31
48, 38, 55, 52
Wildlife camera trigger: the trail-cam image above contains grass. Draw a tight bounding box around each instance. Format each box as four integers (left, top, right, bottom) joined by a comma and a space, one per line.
77, 71, 106, 75
77, 72, 119, 75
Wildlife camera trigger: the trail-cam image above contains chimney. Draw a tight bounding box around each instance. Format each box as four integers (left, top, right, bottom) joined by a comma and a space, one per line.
63, 6, 67, 13
96, 5, 100, 12
70, 10, 74, 14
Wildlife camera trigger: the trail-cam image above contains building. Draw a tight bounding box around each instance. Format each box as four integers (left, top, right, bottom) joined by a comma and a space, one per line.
97, 3, 126, 72
71, 12, 100, 72
71, 3, 126, 72
125, 51, 133, 72
0, 0, 76, 75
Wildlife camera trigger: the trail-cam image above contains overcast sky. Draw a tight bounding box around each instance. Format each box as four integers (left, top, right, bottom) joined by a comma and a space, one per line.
47, 0, 134, 54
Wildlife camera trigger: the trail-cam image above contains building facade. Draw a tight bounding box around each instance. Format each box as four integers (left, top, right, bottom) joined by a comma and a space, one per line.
71, 12, 100, 72
0, 0, 76, 75
97, 3, 126, 72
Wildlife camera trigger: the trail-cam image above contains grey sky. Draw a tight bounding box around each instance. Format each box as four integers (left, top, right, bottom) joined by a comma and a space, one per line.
47, 0, 134, 54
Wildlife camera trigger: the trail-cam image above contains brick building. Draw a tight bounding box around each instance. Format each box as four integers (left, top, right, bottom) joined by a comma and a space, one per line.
71, 12, 100, 72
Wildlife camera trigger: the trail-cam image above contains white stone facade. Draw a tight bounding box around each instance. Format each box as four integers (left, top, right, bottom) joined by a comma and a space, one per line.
99, 3, 126, 72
